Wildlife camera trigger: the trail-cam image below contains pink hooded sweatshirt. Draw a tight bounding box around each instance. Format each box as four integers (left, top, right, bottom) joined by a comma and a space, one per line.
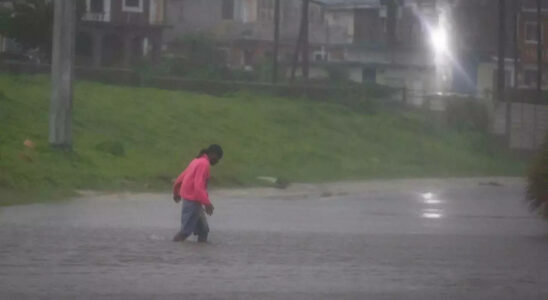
172, 154, 211, 206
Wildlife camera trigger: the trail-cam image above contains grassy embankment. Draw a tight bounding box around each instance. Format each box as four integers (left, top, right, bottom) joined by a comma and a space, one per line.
0, 74, 526, 205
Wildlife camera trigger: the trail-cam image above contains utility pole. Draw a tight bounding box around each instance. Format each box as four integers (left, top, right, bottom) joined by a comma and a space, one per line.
498, 0, 509, 143
535, 0, 542, 149
498, 0, 507, 95
386, 0, 397, 48
290, 0, 309, 82
49, 0, 76, 149
537, 0, 543, 92
302, 0, 310, 80
514, 0, 520, 88
505, 0, 523, 146
272, 0, 280, 83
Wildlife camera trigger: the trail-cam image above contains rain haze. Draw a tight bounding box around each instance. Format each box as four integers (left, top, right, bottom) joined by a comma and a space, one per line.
1, 0, 548, 299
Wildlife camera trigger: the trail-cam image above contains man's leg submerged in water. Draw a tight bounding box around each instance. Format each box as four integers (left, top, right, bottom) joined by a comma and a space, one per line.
195, 210, 210, 243
172, 231, 190, 242
173, 200, 199, 242
173, 213, 208, 242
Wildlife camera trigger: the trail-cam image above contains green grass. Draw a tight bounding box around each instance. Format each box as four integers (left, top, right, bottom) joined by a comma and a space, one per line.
0, 74, 526, 205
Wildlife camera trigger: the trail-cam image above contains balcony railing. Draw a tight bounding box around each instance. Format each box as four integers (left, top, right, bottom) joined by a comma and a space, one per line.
82, 11, 111, 22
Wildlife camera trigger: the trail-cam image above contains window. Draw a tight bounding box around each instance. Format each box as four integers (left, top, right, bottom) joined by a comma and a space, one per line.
362, 68, 376, 83
522, 0, 548, 11
244, 49, 253, 66
313, 50, 327, 61
126, 0, 139, 7
310, 4, 324, 24
493, 69, 515, 89
314, 53, 323, 61
525, 22, 541, 43
240, 0, 257, 23
524, 69, 538, 87
90, 0, 104, 13
259, 0, 274, 22
123, 0, 143, 12
222, 0, 234, 20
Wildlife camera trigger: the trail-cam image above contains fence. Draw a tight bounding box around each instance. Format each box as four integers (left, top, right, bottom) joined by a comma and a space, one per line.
493, 102, 548, 150
0, 61, 404, 108
493, 90, 548, 150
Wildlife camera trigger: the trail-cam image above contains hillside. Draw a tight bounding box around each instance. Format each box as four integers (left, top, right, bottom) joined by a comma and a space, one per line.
0, 74, 525, 205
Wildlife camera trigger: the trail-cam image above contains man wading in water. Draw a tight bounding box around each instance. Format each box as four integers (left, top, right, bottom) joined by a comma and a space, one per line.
172, 145, 223, 243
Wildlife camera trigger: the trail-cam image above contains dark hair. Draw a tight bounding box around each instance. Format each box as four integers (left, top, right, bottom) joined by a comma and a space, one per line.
197, 144, 223, 158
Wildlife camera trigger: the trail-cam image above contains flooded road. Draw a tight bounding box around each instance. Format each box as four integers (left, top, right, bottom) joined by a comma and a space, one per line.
1, 179, 548, 299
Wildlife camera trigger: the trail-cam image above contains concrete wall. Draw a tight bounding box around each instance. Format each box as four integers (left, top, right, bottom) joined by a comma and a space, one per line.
493, 102, 548, 150
325, 10, 354, 44
0, 35, 5, 52
476, 61, 516, 100
477, 62, 496, 100
308, 67, 329, 80
348, 67, 362, 83
165, 0, 223, 41
375, 67, 434, 106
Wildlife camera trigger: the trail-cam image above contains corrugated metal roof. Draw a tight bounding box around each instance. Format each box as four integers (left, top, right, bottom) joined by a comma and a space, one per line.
312, 0, 380, 8
314, 0, 416, 9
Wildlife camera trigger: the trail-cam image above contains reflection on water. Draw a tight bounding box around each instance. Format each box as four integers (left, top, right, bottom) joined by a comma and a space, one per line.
424, 199, 442, 205
421, 192, 443, 204
420, 192, 444, 219
422, 209, 443, 219
422, 193, 434, 200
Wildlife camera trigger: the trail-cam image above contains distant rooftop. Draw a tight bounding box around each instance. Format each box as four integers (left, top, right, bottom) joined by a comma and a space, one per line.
314, 0, 421, 9
312, 0, 381, 9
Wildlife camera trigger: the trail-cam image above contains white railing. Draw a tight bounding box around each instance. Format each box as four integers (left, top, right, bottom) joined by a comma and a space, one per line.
82, 11, 111, 22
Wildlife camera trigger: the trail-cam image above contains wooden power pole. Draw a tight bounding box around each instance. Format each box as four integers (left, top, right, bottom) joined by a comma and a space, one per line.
514, 0, 520, 87
498, 0, 510, 143
498, 0, 506, 96
290, 0, 310, 82
537, 0, 543, 92
301, 0, 309, 79
49, 0, 76, 149
272, 0, 280, 83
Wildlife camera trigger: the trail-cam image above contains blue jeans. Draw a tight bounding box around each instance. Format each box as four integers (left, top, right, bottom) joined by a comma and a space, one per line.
179, 200, 209, 242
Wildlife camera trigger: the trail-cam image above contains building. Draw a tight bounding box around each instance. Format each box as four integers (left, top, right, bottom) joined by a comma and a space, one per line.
517, 0, 548, 89
165, 1, 440, 94
77, 0, 168, 67
472, 0, 548, 97
165, 0, 330, 69
314, 0, 442, 105
447, 0, 517, 99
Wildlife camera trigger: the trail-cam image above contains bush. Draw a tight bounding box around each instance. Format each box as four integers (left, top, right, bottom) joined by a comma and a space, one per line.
95, 141, 125, 157
167, 34, 226, 80
445, 97, 489, 131
326, 65, 348, 83
526, 135, 548, 218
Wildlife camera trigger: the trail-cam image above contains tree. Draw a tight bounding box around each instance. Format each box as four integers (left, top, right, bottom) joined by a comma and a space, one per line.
526, 135, 548, 219
290, 0, 310, 82
537, 0, 543, 92
272, 0, 280, 83
168, 34, 227, 80
0, 0, 84, 59
381, 0, 403, 47
0, 0, 54, 57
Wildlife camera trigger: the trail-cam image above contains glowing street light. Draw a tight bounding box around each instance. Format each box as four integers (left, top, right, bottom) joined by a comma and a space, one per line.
430, 26, 449, 56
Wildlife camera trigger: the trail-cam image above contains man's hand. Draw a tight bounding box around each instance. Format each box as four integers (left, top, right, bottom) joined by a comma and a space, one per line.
205, 204, 214, 216
173, 194, 181, 203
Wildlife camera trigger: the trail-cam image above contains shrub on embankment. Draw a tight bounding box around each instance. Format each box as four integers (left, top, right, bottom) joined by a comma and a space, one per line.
526, 134, 548, 218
